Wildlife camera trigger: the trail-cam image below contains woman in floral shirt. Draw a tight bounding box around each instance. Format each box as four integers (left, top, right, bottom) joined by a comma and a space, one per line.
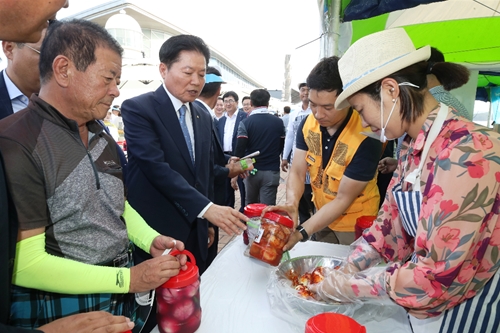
309, 28, 500, 332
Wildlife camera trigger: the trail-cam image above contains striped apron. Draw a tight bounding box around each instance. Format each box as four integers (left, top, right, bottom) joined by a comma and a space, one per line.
393, 104, 500, 333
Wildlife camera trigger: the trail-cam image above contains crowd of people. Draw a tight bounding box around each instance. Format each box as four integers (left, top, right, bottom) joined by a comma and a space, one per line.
0, 1, 499, 333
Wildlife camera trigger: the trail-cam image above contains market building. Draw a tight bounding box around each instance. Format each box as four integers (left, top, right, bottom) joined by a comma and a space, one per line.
66, 0, 269, 107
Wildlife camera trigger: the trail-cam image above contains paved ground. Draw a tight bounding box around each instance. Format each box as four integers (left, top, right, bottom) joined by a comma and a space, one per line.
217, 170, 289, 253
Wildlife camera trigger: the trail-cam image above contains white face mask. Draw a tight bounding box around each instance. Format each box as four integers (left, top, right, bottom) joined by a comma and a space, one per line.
378, 82, 419, 143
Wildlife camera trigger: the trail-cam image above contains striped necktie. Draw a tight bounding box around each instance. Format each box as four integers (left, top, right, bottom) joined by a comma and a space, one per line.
178, 105, 194, 164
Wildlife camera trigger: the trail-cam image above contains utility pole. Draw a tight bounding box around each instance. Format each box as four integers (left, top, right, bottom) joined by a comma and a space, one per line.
319, 0, 341, 57
282, 54, 291, 102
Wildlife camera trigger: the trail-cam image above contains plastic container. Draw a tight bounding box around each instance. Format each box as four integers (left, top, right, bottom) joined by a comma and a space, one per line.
240, 158, 255, 171
156, 250, 201, 333
243, 203, 267, 245
354, 215, 377, 239
305, 313, 366, 333
249, 211, 293, 266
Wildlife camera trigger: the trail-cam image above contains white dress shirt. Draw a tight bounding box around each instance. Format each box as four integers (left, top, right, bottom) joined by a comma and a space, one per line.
3, 71, 29, 113
163, 84, 195, 160
163, 85, 213, 217
223, 110, 239, 152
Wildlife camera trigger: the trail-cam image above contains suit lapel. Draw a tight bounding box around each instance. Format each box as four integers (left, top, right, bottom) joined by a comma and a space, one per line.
231, 111, 247, 153
153, 87, 195, 173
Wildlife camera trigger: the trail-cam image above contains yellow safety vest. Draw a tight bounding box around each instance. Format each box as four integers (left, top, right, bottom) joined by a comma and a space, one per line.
302, 112, 380, 232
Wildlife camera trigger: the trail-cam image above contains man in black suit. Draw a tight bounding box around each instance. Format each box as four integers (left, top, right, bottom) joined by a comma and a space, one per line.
0, 30, 46, 119
194, 67, 246, 266
216, 91, 248, 211
121, 35, 246, 275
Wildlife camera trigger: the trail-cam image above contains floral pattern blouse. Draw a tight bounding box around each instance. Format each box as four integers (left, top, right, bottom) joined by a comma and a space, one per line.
347, 107, 500, 318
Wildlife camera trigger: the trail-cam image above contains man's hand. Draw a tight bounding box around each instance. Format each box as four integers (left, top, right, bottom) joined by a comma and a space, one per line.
149, 236, 184, 258
378, 157, 397, 174
203, 204, 247, 236
129, 254, 186, 293
208, 226, 215, 247
283, 229, 303, 252
38, 311, 134, 333
265, 204, 299, 228
281, 159, 289, 172
230, 176, 239, 190
226, 159, 244, 178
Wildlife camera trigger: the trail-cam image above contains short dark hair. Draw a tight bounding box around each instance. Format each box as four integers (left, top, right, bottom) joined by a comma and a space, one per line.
222, 91, 239, 103
40, 19, 123, 84
283, 106, 291, 114
298, 82, 307, 90
199, 66, 222, 98
306, 56, 343, 96
159, 34, 210, 68
250, 89, 270, 107
242, 96, 251, 103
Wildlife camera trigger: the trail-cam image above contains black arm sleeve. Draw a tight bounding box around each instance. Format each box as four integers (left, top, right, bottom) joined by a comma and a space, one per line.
344, 137, 383, 182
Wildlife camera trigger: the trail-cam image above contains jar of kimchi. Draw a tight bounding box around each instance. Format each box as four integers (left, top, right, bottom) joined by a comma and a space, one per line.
249, 211, 293, 266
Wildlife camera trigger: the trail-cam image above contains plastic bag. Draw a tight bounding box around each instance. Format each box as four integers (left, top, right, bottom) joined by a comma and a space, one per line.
266, 255, 362, 332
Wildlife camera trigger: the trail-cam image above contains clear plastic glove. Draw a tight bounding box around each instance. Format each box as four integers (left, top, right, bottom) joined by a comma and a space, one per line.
340, 236, 383, 275
309, 265, 389, 305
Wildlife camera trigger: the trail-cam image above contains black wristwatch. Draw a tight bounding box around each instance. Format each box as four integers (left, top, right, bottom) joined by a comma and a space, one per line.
296, 225, 309, 242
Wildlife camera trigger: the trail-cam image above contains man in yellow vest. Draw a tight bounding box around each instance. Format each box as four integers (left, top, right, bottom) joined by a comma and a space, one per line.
271, 56, 382, 246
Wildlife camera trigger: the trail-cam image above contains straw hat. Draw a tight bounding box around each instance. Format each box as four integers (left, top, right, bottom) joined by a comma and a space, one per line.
335, 28, 430, 109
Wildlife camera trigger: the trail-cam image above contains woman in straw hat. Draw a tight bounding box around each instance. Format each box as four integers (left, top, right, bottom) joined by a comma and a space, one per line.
309, 28, 500, 332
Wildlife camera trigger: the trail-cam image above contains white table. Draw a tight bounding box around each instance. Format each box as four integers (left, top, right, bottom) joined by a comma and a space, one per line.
152, 236, 413, 333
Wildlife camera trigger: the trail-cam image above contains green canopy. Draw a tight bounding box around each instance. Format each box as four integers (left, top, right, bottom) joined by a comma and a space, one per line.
337, 1, 500, 92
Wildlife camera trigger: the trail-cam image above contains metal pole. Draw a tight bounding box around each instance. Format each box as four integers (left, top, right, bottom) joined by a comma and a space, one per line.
319, 0, 342, 57
330, 0, 341, 56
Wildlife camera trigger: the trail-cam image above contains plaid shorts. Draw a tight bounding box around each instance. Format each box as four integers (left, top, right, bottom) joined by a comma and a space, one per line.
8, 249, 149, 330
9, 285, 136, 329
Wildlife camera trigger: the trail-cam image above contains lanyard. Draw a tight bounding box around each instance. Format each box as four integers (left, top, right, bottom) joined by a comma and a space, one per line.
404, 103, 449, 189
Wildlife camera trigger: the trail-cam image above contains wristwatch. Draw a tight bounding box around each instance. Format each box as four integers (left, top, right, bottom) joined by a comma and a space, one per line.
296, 225, 309, 242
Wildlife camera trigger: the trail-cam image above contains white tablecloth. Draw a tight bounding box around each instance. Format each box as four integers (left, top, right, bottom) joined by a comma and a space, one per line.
152, 236, 413, 333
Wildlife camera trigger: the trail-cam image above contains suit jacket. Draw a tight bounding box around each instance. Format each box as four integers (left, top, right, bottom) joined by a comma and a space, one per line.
0, 71, 14, 120
193, 100, 229, 206
121, 86, 214, 271
215, 110, 247, 154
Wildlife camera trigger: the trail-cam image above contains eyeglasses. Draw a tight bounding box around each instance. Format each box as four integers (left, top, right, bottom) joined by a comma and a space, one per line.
23, 44, 41, 54
224, 99, 235, 104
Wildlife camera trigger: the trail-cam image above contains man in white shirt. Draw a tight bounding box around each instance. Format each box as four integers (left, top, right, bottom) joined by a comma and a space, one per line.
281, 82, 315, 223
216, 91, 248, 211
0, 29, 46, 119
212, 97, 225, 120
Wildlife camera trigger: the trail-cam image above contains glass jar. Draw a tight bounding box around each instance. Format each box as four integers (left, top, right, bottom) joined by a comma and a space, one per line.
243, 203, 267, 245
156, 250, 201, 333
249, 211, 293, 266
354, 215, 377, 239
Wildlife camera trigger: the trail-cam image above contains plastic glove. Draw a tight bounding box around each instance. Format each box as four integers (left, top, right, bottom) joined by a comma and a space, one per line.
340, 236, 383, 275
310, 266, 389, 305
